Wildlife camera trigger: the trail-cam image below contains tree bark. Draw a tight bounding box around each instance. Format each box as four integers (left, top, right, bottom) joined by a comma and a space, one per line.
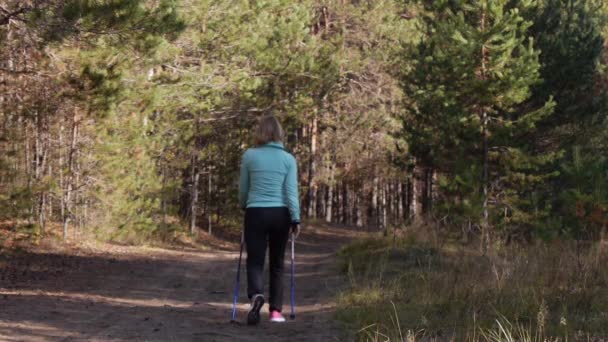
336, 180, 342, 224
381, 181, 387, 233
34, 105, 49, 232
480, 9, 490, 252
75, 157, 81, 232
316, 186, 324, 219
59, 121, 64, 228
422, 168, 434, 214
356, 190, 363, 228
62, 111, 78, 241
33, 110, 40, 226
403, 179, 408, 221
325, 166, 335, 223
161, 160, 167, 230
190, 155, 199, 235
397, 181, 404, 223
207, 168, 212, 235
47, 154, 52, 221
411, 168, 420, 222
307, 117, 318, 218
342, 181, 348, 225
372, 176, 379, 228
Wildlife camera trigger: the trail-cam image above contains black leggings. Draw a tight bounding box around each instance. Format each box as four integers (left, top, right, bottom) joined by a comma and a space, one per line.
245, 207, 291, 312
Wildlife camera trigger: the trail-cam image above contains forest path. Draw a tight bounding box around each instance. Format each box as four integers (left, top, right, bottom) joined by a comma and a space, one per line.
0, 224, 364, 341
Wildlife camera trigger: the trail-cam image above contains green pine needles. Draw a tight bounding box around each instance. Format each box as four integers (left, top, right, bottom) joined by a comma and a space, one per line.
399, 0, 557, 242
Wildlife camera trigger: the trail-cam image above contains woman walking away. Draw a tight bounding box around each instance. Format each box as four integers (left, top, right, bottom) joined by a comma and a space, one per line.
239, 115, 301, 325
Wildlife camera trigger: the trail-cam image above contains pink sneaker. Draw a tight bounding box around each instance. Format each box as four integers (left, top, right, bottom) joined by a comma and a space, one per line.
269, 310, 286, 323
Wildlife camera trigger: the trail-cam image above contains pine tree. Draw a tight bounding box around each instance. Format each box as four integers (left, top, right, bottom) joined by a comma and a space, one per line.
528, 0, 606, 149
398, 0, 556, 244
555, 146, 607, 240
525, 0, 607, 239
0, 0, 183, 239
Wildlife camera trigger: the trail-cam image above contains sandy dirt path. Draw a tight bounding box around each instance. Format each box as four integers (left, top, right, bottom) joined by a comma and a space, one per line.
0, 224, 362, 341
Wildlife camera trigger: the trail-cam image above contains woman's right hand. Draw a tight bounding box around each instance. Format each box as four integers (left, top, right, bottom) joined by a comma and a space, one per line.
291, 223, 300, 240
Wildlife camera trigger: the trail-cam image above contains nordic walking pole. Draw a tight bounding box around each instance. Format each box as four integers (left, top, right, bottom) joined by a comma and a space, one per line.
290, 231, 296, 320
231, 231, 245, 322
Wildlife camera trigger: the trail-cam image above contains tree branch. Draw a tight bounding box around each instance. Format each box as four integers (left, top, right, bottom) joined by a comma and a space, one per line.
0, 6, 29, 26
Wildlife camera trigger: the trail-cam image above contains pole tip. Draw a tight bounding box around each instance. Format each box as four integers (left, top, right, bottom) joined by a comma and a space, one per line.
290, 314, 295, 320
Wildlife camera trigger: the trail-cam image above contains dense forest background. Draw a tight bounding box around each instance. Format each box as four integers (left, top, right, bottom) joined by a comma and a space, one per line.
1, 0, 606, 246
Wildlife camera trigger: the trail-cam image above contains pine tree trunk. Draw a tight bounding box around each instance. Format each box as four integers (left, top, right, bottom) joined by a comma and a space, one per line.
372, 176, 379, 228
75, 158, 81, 233
190, 156, 199, 235
38, 118, 48, 231
207, 169, 212, 235
25, 120, 32, 224
348, 185, 355, 226
403, 179, 410, 221
381, 181, 388, 233
62, 112, 78, 241
317, 186, 324, 219
390, 181, 396, 225
326, 164, 334, 223
59, 122, 64, 228
423, 168, 434, 214
342, 181, 348, 225
83, 152, 92, 229
482, 115, 489, 250
84, 199, 88, 230
336, 180, 342, 224
33, 110, 41, 226
356, 191, 363, 228
480, 9, 490, 253
386, 181, 392, 227
307, 117, 318, 218
395, 180, 403, 222
432, 171, 438, 213
37, 114, 47, 232
161, 161, 167, 230
411, 166, 421, 222
47, 157, 53, 221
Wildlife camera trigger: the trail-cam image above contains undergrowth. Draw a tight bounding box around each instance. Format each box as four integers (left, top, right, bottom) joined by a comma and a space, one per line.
336, 227, 608, 341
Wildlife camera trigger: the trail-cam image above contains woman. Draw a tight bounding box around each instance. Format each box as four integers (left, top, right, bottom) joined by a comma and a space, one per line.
238, 115, 301, 325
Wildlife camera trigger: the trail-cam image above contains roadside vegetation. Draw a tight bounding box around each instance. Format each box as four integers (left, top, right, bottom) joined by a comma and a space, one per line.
337, 226, 608, 341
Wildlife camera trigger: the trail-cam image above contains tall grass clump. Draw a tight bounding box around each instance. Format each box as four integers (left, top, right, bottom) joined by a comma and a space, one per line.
336, 226, 608, 341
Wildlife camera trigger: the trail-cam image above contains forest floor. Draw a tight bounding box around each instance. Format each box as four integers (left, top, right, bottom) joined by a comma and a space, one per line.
0, 223, 365, 341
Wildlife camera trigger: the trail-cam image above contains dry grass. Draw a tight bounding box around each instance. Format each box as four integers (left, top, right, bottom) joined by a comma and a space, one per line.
336, 226, 608, 341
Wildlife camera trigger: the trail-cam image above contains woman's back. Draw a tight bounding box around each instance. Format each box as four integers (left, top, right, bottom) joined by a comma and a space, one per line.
239, 141, 300, 223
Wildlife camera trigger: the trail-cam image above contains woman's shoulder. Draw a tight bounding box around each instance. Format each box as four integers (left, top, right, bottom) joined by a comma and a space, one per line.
241, 146, 271, 159
243, 146, 265, 154
242, 145, 296, 163
281, 150, 297, 167
241, 148, 256, 162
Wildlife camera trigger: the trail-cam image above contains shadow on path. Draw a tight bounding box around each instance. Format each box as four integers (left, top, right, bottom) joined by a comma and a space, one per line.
0, 224, 365, 341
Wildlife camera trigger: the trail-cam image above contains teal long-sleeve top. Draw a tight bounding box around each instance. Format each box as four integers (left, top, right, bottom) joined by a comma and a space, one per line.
238, 141, 301, 223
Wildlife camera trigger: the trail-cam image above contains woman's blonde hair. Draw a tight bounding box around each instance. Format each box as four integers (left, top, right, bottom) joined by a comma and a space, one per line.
254, 115, 284, 146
